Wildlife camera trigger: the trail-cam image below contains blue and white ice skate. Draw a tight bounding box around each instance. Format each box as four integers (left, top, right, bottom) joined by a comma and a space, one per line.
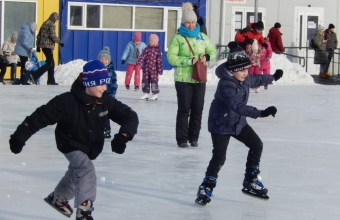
195, 176, 216, 205
242, 167, 269, 200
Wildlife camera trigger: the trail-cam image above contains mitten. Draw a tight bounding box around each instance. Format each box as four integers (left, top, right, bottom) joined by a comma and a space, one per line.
36, 47, 41, 53
262, 43, 268, 49
261, 106, 277, 118
265, 57, 270, 61
273, 69, 283, 81
121, 60, 126, 65
59, 42, 64, 47
111, 133, 129, 154
9, 135, 25, 154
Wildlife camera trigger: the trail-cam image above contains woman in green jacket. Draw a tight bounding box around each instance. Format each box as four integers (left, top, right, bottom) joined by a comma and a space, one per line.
313, 25, 329, 78
167, 3, 216, 148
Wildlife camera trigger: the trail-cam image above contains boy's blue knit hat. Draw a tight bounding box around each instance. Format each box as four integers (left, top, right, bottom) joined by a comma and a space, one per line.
81, 60, 110, 88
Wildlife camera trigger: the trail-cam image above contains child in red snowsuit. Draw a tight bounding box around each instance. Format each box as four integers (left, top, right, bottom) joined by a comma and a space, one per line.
260, 37, 273, 89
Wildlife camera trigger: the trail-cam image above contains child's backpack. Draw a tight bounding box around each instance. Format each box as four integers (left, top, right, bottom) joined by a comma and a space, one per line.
309, 38, 318, 49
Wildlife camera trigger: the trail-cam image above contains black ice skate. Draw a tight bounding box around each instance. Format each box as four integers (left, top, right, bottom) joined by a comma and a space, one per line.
44, 192, 74, 218
76, 200, 94, 220
104, 130, 111, 139
195, 176, 216, 205
241, 166, 269, 200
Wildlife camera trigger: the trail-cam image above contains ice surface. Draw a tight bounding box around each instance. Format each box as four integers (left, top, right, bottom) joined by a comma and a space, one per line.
1, 83, 340, 219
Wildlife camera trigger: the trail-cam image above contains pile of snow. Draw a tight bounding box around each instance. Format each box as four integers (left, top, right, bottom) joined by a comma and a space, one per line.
41, 53, 315, 86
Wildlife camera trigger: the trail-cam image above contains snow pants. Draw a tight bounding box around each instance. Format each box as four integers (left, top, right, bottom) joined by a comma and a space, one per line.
175, 82, 206, 145
54, 150, 96, 208
125, 64, 141, 87
205, 125, 263, 178
141, 72, 159, 94
248, 66, 262, 75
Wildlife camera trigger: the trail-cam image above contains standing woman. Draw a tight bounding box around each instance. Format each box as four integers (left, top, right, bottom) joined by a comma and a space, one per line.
14, 22, 37, 84
313, 25, 329, 78
167, 2, 216, 148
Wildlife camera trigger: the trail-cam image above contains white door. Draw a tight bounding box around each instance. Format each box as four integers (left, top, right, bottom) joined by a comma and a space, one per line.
295, 8, 324, 74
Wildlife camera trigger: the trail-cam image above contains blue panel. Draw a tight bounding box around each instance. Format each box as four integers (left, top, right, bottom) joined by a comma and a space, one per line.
74, 31, 89, 61
88, 31, 104, 61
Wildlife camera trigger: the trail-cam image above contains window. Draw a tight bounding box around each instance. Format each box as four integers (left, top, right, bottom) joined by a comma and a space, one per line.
4, 1, 36, 42
235, 12, 242, 32
87, 5, 100, 28
70, 5, 83, 26
103, 6, 132, 29
246, 12, 262, 25
167, 10, 178, 47
135, 7, 163, 30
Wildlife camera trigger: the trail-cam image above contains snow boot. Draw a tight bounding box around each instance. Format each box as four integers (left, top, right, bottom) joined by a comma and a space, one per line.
242, 166, 269, 200
44, 192, 73, 217
140, 93, 149, 100
104, 130, 111, 139
125, 85, 130, 90
195, 176, 217, 205
324, 71, 332, 78
76, 200, 94, 220
150, 94, 158, 101
264, 85, 268, 90
134, 86, 139, 91
178, 143, 188, 148
190, 141, 198, 147
319, 72, 327, 78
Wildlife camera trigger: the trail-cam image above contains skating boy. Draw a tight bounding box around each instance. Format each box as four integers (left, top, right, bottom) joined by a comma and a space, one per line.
195, 41, 283, 205
9, 60, 139, 219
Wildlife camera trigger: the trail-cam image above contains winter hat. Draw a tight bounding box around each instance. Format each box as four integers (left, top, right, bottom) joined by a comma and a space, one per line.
134, 32, 142, 42
254, 21, 264, 30
274, 22, 281, 28
10, 31, 18, 41
97, 46, 111, 63
251, 39, 258, 51
328, 23, 335, 29
30, 22, 37, 31
317, 25, 324, 31
81, 60, 110, 88
226, 41, 251, 73
149, 34, 159, 44
181, 2, 197, 24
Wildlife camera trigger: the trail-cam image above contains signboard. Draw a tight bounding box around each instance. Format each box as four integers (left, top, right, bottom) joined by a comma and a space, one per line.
226, 0, 246, 3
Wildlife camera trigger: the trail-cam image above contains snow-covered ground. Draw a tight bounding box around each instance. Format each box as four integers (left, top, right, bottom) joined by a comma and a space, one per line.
2, 55, 340, 220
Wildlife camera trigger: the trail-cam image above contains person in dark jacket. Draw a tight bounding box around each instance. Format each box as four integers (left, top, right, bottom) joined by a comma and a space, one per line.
32, 12, 64, 85
193, 4, 207, 35
267, 22, 284, 53
195, 41, 283, 206
324, 23, 338, 76
9, 60, 139, 220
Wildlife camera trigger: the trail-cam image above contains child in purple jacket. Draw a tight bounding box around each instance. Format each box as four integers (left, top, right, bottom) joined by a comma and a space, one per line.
136, 34, 163, 101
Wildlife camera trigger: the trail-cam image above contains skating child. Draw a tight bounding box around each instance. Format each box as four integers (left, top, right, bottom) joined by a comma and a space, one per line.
9, 60, 139, 220
195, 41, 283, 206
121, 32, 147, 91
98, 46, 118, 138
246, 39, 263, 93
260, 37, 273, 90
136, 34, 163, 101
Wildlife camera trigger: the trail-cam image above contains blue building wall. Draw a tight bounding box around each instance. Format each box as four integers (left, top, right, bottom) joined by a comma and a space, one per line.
60, 0, 206, 71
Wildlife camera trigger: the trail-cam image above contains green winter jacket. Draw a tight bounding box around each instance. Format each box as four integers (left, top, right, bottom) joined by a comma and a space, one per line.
167, 33, 216, 83
313, 31, 328, 64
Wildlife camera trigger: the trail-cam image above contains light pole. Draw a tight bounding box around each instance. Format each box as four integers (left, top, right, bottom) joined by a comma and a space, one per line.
254, 0, 258, 22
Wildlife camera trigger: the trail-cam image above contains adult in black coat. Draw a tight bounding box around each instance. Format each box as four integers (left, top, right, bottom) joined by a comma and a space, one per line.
9, 60, 139, 219
193, 4, 207, 35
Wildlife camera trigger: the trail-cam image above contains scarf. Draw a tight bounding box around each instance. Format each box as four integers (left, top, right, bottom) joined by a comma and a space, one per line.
134, 41, 140, 58
178, 23, 200, 37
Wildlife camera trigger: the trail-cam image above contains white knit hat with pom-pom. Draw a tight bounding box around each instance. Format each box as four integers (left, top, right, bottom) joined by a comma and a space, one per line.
181, 3, 197, 24
251, 39, 258, 51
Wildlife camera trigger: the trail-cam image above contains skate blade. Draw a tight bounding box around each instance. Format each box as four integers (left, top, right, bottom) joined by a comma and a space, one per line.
140, 98, 149, 101
44, 197, 72, 218
195, 196, 211, 206
241, 188, 269, 200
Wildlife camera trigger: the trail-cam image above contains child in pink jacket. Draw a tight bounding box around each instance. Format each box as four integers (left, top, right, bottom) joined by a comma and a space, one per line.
246, 39, 263, 93
260, 37, 273, 90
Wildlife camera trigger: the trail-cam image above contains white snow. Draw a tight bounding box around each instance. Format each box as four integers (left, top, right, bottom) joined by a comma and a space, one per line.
2, 55, 339, 220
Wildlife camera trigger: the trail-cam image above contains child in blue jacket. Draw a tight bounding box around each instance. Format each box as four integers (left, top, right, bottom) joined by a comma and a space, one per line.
195, 41, 283, 205
98, 46, 118, 138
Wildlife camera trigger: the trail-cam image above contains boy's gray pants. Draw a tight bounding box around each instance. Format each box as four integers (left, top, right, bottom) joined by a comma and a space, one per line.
54, 150, 96, 208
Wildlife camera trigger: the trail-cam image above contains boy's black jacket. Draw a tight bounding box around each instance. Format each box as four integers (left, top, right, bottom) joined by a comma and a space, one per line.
12, 75, 139, 160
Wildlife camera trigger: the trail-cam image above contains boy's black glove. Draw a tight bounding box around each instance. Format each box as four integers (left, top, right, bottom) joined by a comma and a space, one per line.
9, 135, 25, 154
273, 69, 283, 81
59, 42, 64, 47
261, 106, 277, 118
262, 43, 268, 49
121, 60, 126, 65
111, 133, 129, 154
36, 47, 41, 52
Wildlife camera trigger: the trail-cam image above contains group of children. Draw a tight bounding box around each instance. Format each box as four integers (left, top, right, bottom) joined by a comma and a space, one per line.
105, 32, 163, 103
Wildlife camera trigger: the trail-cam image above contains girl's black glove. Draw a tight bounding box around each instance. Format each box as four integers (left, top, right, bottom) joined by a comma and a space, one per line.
261, 106, 277, 117
9, 135, 25, 154
111, 134, 129, 154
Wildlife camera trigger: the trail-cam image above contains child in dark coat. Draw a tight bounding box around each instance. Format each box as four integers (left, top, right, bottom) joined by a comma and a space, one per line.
9, 60, 139, 220
137, 34, 163, 101
195, 41, 283, 206
98, 46, 118, 138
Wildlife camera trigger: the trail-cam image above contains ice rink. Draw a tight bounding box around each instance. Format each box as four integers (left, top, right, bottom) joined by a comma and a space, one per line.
1, 84, 340, 220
